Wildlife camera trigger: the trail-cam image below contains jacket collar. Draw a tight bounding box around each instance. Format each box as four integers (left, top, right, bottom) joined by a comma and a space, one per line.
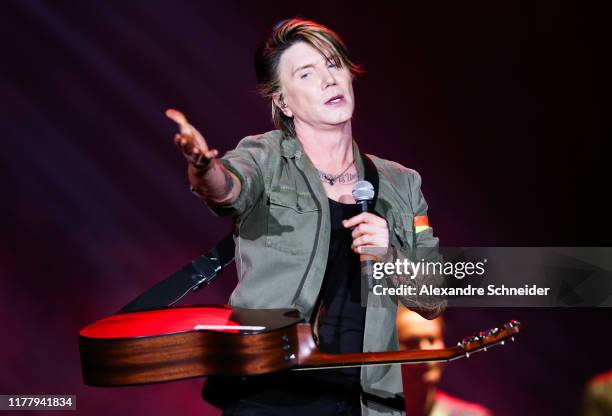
280, 133, 300, 158
280, 132, 366, 180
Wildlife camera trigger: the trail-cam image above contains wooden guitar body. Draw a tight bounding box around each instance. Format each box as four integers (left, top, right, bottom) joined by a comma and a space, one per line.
79, 305, 310, 386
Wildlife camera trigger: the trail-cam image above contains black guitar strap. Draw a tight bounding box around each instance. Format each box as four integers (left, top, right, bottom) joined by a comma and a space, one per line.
119, 233, 235, 313
362, 153, 380, 210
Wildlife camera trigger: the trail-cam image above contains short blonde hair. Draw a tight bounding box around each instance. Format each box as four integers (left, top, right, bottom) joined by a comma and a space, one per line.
254, 18, 364, 138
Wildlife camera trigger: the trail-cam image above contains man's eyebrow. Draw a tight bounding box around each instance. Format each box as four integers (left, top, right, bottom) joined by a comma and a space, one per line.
292, 63, 316, 76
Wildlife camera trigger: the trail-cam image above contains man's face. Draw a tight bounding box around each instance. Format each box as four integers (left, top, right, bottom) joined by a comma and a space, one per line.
396, 308, 445, 385
276, 41, 355, 130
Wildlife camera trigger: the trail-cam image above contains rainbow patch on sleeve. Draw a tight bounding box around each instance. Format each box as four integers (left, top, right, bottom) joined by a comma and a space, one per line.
414, 215, 430, 233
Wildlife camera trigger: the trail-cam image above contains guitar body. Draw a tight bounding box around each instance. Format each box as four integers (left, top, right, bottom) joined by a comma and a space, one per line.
79, 304, 523, 387
79, 305, 308, 386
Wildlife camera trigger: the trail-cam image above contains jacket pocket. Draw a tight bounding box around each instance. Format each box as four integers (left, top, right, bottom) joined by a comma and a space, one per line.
265, 187, 321, 255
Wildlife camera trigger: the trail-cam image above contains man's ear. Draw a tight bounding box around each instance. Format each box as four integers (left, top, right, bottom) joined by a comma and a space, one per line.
273, 93, 293, 118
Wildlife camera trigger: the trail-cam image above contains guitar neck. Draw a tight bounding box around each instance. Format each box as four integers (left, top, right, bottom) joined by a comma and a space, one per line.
294, 320, 521, 371
295, 347, 463, 371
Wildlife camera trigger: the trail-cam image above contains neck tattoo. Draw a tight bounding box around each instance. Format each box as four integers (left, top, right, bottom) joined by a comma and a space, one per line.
317, 161, 357, 186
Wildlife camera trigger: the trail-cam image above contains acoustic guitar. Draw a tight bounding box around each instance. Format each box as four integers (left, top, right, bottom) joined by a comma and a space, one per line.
79, 305, 523, 387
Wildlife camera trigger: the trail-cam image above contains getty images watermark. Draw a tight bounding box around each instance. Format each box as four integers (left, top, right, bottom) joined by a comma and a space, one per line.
371, 257, 551, 298
365, 247, 612, 307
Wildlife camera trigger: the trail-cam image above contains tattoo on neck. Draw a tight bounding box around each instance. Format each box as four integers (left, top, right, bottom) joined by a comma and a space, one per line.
319, 171, 358, 185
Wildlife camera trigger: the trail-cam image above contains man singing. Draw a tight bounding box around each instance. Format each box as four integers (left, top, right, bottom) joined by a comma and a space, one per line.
167, 18, 444, 416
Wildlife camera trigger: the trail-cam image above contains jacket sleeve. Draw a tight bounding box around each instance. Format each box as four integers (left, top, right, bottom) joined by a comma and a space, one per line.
383, 169, 447, 320
197, 135, 267, 219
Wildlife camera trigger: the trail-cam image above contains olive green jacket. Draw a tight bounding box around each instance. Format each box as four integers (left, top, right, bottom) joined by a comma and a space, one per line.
207, 130, 443, 415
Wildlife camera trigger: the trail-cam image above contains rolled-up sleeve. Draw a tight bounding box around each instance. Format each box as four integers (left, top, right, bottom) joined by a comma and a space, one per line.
203, 135, 267, 219
384, 169, 447, 319
410, 170, 440, 251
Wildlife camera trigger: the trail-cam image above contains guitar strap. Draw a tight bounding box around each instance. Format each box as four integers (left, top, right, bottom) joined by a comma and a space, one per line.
119, 233, 235, 313
362, 153, 380, 210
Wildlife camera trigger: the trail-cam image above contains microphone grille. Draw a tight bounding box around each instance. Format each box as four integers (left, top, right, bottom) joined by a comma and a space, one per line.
352, 180, 375, 202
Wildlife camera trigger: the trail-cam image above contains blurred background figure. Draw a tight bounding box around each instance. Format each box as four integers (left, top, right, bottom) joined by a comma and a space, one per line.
396, 304, 492, 416
581, 370, 612, 416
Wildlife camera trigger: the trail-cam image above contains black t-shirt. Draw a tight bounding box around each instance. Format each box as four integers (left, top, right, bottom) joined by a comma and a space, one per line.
302, 197, 367, 387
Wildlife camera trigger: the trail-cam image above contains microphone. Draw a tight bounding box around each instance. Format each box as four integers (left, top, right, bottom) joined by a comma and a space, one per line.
352, 181, 376, 290
352, 180, 375, 213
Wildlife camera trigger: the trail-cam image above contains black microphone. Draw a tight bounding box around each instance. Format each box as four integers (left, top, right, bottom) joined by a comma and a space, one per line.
352, 181, 376, 290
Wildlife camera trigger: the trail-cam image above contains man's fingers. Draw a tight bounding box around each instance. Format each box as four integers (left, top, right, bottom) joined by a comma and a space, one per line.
174, 133, 196, 156
343, 212, 386, 228
345, 213, 389, 256
174, 133, 189, 147
351, 223, 379, 239
166, 109, 194, 136
166, 108, 197, 136
191, 127, 209, 149
167, 109, 215, 167
174, 133, 219, 164
343, 212, 368, 228
165, 108, 189, 126
166, 109, 210, 150
205, 149, 219, 159
352, 234, 386, 249
352, 234, 373, 247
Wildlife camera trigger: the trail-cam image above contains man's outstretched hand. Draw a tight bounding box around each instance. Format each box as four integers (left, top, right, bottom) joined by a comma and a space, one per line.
165, 108, 240, 206
166, 108, 219, 168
